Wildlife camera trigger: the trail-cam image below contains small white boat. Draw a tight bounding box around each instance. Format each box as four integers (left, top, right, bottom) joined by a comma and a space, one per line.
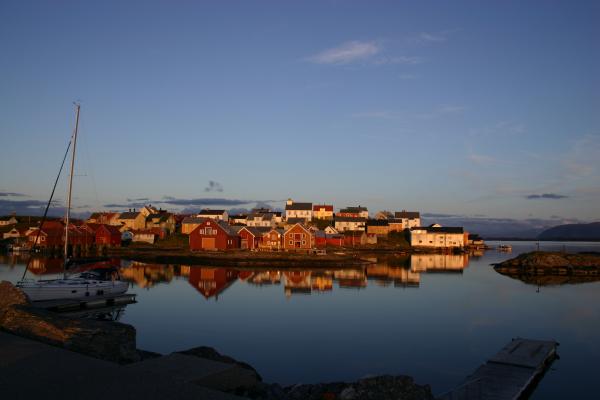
17, 278, 128, 302
498, 244, 513, 252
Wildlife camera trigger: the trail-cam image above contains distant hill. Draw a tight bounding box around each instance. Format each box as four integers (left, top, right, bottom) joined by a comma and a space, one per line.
537, 222, 600, 241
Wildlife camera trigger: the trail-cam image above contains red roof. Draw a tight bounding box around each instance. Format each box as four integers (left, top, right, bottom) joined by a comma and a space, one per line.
313, 204, 333, 212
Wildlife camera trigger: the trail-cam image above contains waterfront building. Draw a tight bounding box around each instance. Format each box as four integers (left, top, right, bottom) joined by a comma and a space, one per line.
335, 216, 366, 232
239, 226, 269, 250
283, 223, 314, 251
260, 228, 285, 251
181, 216, 206, 234
285, 199, 313, 221
366, 219, 390, 236
145, 212, 176, 234
189, 220, 240, 251
324, 226, 339, 234
95, 224, 122, 247
394, 211, 421, 229
0, 215, 18, 226
337, 206, 369, 219
87, 212, 121, 225
229, 214, 248, 225
246, 212, 277, 228
117, 211, 146, 231
313, 204, 334, 220
410, 225, 466, 249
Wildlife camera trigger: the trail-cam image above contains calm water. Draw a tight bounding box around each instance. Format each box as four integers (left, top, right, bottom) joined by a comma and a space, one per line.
1, 241, 599, 398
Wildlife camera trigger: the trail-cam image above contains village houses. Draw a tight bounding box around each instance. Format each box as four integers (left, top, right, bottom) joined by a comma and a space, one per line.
335, 217, 367, 232
337, 206, 369, 219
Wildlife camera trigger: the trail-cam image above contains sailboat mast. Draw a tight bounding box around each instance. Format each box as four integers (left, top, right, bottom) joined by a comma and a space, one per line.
64, 103, 80, 277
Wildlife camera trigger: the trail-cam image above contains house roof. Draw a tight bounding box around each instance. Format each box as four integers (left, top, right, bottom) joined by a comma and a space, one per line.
240, 226, 270, 237
335, 217, 367, 223
286, 217, 307, 225
395, 211, 420, 219
263, 228, 284, 237
182, 216, 206, 224
366, 219, 389, 226
284, 223, 312, 235
146, 213, 171, 222
313, 204, 333, 212
119, 212, 141, 220
340, 206, 368, 213
99, 224, 122, 235
411, 226, 464, 234
285, 202, 312, 211
217, 220, 241, 236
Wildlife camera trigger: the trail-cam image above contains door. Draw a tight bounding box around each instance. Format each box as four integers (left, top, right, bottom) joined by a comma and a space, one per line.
202, 237, 216, 250
241, 239, 248, 249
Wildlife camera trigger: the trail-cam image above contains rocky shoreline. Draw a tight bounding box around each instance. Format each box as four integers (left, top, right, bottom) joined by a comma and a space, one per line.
493, 251, 600, 285
0, 281, 434, 399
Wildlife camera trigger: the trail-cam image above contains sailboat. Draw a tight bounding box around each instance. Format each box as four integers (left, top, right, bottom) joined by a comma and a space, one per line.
17, 104, 129, 302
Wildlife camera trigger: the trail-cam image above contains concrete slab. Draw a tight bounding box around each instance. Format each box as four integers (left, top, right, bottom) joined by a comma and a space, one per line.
0, 331, 248, 400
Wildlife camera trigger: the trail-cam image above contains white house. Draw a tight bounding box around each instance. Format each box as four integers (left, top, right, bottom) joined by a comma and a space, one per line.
394, 211, 421, 229
285, 199, 312, 221
197, 209, 229, 221
247, 212, 277, 228
410, 225, 466, 249
334, 217, 366, 232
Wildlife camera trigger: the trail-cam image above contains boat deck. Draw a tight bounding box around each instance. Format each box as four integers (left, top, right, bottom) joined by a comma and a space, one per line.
32, 293, 137, 312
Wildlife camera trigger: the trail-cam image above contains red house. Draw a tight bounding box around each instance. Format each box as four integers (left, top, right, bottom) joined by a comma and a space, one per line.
95, 224, 122, 247
239, 227, 268, 250
283, 223, 314, 251
189, 220, 240, 251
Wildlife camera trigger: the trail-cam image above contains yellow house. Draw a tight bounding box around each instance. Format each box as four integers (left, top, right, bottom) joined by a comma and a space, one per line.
117, 211, 146, 231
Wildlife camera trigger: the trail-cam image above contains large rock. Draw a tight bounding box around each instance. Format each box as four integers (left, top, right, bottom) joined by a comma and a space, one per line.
0, 281, 139, 364
283, 375, 434, 400
0, 280, 30, 319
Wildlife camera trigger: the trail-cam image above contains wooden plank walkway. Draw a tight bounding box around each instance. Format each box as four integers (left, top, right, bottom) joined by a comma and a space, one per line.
32, 293, 137, 312
438, 338, 558, 400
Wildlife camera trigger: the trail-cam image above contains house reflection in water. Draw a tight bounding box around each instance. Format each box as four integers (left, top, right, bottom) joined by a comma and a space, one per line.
27, 257, 64, 275
410, 254, 469, 272
334, 269, 368, 289
188, 267, 238, 300
284, 271, 312, 297
247, 271, 282, 286
366, 264, 420, 287
119, 261, 176, 288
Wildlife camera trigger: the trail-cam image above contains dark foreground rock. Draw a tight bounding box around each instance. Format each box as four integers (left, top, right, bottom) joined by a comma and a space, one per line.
0, 280, 139, 364
219, 375, 433, 400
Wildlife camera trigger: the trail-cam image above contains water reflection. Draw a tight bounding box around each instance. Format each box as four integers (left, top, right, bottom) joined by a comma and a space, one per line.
105, 253, 474, 299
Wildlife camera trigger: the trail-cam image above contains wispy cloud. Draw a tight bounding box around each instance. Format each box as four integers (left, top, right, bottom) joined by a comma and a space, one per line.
0, 192, 27, 197
406, 30, 459, 45
526, 193, 568, 200
307, 41, 380, 65
104, 197, 276, 210
204, 180, 224, 193
126, 197, 149, 202
372, 56, 422, 65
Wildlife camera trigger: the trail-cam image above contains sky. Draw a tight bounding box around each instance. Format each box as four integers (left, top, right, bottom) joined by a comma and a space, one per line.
0, 0, 599, 231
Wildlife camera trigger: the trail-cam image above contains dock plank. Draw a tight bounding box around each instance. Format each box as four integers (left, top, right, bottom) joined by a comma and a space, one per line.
438, 338, 558, 400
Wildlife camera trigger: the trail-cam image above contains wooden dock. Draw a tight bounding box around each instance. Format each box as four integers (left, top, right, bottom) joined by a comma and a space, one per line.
438, 338, 558, 400
32, 293, 137, 312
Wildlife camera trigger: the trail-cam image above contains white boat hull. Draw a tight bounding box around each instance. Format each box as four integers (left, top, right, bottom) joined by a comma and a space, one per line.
16, 279, 129, 302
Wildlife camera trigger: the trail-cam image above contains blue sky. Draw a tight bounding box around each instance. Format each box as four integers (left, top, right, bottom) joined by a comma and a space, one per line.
1, 0, 599, 225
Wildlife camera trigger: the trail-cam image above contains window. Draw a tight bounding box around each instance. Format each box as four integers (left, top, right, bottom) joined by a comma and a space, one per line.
289, 240, 293, 245
302, 241, 306, 245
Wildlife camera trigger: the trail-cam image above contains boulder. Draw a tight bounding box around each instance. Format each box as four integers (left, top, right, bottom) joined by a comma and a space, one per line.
0, 280, 30, 319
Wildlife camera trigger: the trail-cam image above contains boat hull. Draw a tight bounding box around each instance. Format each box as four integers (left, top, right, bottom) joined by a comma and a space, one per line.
16, 279, 129, 302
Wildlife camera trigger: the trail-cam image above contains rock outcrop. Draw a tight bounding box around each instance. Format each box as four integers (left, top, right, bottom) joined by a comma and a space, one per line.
494, 252, 600, 286
0, 281, 139, 364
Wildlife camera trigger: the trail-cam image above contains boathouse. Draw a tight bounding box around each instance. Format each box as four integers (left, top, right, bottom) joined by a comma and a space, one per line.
189, 220, 240, 251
